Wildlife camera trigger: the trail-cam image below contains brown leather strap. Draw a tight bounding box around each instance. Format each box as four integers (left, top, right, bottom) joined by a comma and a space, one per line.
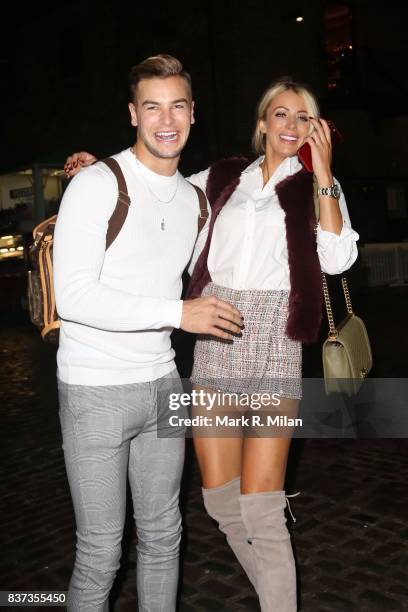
191, 184, 208, 234
101, 157, 131, 250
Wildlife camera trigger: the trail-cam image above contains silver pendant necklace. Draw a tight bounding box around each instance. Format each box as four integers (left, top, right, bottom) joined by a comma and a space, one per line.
131, 147, 179, 231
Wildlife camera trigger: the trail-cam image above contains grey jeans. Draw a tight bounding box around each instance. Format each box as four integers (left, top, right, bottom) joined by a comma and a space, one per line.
58, 370, 186, 612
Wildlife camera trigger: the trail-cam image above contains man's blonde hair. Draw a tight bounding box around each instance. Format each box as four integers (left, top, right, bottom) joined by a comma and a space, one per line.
252, 78, 320, 154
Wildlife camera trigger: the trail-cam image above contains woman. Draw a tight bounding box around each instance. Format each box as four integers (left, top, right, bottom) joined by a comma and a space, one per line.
185, 77, 358, 612
65, 77, 358, 611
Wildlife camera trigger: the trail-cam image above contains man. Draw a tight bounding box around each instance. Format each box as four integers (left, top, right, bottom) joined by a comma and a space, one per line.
54, 54, 242, 612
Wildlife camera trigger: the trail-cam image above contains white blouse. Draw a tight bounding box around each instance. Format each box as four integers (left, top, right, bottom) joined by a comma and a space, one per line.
187, 156, 359, 290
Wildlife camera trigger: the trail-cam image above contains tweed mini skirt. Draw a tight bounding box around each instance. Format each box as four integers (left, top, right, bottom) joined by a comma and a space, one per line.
191, 282, 302, 399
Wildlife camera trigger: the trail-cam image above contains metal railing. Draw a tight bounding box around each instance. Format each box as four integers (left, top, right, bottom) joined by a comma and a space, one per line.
359, 243, 408, 286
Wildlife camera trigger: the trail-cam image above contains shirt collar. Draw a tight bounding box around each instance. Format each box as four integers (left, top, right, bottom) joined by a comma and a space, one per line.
243, 155, 303, 178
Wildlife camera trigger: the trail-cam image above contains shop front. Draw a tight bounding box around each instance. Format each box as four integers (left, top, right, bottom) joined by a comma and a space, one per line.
0, 158, 66, 310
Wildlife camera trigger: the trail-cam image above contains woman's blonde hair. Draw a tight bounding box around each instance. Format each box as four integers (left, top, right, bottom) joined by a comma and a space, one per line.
252, 77, 320, 154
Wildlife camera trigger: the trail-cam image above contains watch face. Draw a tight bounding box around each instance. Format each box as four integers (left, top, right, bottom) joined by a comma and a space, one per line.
332, 184, 340, 198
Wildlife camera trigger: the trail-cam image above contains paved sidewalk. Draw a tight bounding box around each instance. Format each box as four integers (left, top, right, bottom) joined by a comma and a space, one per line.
0, 287, 407, 611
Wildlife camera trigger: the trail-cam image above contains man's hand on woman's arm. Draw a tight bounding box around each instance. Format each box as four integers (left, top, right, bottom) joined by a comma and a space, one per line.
64, 151, 97, 177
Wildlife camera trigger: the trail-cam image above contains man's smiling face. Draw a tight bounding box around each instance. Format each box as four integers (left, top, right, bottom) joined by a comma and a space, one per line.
129, 75, 195, 168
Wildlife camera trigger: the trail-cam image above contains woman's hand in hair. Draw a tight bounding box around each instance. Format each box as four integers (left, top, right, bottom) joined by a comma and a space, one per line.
305, 118, 333, 186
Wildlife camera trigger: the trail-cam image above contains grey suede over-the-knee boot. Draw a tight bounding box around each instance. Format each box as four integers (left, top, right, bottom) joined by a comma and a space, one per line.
202, 478, 258, 590
239, 490, 297, 612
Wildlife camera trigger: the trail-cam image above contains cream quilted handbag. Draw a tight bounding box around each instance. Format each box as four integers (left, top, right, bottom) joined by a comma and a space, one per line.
322, 274, 373, 395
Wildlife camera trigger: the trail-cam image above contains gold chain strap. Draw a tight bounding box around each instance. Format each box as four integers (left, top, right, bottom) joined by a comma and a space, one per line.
341, 276, 354, 314
313, 176, 354, 336
322, 273, 337, 338
322, 273, 354, 339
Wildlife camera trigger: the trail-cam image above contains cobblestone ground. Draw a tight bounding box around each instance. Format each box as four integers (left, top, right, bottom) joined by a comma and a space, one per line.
0, 287, 407, 611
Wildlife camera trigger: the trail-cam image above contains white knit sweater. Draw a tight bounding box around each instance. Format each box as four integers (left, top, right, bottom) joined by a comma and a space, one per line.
53, 148, 203, 385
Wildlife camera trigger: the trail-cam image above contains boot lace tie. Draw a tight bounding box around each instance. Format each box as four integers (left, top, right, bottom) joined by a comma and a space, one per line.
285, 491, 301, 523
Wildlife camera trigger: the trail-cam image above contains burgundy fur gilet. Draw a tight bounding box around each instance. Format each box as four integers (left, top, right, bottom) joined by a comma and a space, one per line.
186, 157, 323, 344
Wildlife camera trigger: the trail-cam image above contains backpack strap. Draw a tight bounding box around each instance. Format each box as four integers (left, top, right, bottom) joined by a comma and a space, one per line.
191, 184, 208, 234
101, 157, 131, 249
